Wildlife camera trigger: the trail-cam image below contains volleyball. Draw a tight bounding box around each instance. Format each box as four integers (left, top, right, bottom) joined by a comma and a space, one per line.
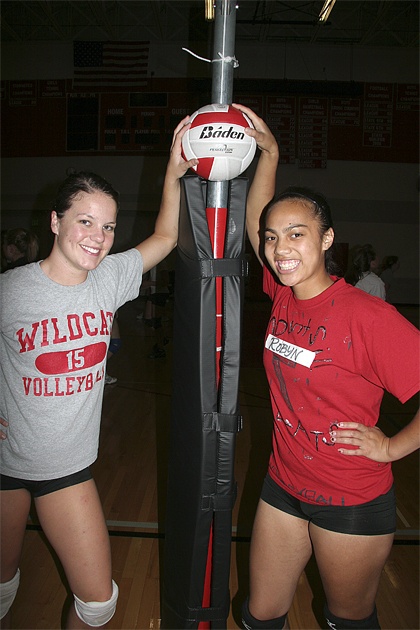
181, 104, 257, 181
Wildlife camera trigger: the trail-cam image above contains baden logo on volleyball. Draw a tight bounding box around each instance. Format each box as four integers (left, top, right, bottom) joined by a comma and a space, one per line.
181, 104, 257, 181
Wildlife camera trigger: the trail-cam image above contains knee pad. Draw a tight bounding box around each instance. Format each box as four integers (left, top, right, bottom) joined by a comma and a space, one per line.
0, 568, 20, 620
74, 579, 119, 627
241, 598, 287, 629
324, 603, 380, 629
108, 338, 122, 355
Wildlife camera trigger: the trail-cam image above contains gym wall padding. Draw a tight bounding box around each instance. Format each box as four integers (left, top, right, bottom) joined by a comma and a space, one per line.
162, 175, 249, 629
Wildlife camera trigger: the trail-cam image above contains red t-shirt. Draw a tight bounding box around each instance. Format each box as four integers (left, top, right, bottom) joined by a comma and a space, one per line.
263, 269, 419, 506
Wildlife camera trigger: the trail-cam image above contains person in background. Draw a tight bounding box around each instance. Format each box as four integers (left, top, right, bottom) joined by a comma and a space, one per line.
105, 316, 121, 386
345, 243, 386, 300
145, 267, 172, 359
379, 255, 400, 303
233, 103, 419, 630
1, 228, 39, 272
0, 117, 197, 629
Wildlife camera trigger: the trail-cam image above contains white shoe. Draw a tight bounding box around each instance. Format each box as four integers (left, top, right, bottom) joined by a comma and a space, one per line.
105, 373, 117, 385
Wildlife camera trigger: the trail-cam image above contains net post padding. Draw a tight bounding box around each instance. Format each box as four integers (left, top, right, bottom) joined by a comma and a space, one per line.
161, 175, 248, 628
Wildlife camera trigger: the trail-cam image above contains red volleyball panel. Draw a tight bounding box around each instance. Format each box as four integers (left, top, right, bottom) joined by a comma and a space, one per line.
193, 157, 215, 180
191, 109, 249, 128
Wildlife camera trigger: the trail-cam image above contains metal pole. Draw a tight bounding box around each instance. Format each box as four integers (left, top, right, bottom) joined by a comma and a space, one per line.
211, 0, 237, 105
207, 0, 237, 211
201, 2, 238, 627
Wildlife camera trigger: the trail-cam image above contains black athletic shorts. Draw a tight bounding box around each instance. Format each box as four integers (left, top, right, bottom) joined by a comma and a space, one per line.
149, 292, 169, 307
261, 474, 396, 536
0, 467, 93, 498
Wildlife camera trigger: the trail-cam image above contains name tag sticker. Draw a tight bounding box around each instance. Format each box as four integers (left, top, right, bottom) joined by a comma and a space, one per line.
265, 334, 316, 368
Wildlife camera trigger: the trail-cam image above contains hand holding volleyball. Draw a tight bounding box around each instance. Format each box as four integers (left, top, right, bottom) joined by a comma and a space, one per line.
181, 104, 257, 181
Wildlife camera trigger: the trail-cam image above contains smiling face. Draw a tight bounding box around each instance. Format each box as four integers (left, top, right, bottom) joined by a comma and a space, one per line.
45, 190, 117, 284
264, 198, 334, 300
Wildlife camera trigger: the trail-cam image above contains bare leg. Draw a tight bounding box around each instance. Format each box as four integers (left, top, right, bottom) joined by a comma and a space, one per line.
248, 499, 313, 623
35, 479, 113, 629
0, 489, 32, 628
310, 523, 394, 620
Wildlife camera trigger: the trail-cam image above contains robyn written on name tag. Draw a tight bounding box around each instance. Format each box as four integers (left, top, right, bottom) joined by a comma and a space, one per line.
265, 334, 316, 369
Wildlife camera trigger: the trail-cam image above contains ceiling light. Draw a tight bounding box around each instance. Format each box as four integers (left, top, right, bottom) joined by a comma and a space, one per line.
319, 0, 337, 23
205, 0, 215, 21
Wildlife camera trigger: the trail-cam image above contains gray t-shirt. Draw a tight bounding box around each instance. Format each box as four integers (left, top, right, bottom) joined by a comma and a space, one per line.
0, 248, 143, 480
355, 271, 386, 300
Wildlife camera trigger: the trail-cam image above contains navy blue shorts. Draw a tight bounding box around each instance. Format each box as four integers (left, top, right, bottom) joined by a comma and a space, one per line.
261, 474, 396, 536
0, 467, 93, 498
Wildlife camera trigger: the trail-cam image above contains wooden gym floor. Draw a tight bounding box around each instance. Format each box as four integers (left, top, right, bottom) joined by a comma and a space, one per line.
10, 297, 419, 629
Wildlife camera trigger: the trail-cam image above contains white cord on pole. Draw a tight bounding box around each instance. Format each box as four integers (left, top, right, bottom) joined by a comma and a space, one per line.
182, 47, 239, 68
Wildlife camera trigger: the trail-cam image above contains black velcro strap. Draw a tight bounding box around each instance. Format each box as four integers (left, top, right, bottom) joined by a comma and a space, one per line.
199, 258, 248, 278
203, 412, 243, 432
201, 490, 237, 511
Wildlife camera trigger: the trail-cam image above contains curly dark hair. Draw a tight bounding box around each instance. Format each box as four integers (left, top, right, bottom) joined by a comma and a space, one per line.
345, 244, 377, 285
3, 228, 39, 262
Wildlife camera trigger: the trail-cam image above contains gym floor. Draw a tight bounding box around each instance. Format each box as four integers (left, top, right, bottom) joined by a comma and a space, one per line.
11, 296, 419, 629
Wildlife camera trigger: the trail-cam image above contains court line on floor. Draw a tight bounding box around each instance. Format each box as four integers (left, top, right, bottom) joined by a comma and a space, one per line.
27, 516, 419, 538
105, 519, 419, 536
105, 521, 420, 542
396, 506, 411, 528
25, 522, 420, 543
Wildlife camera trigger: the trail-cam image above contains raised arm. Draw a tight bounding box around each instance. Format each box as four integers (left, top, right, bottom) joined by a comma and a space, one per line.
232, 104, 279, 265
136, 117, 198, 273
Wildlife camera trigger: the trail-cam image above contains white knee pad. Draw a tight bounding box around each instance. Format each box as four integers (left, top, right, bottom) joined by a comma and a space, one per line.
0, 568, 20, 620
74, 579, 119, 627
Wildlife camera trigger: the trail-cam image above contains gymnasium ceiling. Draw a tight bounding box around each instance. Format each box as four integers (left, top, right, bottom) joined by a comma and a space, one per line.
1, 0, 419, 48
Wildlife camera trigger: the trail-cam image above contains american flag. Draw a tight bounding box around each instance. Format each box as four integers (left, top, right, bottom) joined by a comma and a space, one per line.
73, 41, 149, 90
